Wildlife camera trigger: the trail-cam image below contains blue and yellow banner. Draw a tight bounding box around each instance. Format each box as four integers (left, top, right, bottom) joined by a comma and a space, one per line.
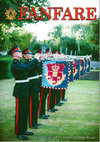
74, 60, 80, 80
87, 59, 90, 72
84, 58, 87, 75
80, 59, 84, 76
68, 61, 74, 82
42, 60, 69, 89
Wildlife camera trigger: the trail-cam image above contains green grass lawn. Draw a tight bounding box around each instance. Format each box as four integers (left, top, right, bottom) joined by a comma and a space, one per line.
0, 79, 99, 141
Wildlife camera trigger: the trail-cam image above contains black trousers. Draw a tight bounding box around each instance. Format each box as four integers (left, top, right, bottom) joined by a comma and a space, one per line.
55, 90, 60, 105
15, 97, 29, 135
29, 93, 39, 127
61, 90, 66, 100
39, 87, 48, 116
48, 89, 55, 110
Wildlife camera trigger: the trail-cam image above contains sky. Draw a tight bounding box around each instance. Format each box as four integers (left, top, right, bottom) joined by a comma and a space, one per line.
23, 0, 99, 41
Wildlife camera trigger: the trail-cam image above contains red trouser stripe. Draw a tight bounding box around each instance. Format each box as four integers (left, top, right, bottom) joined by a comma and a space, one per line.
15, 98, 19, 135
61, 89, 62, 100
48, 88, 51, 109
30, 96, 32, 127
39, 87, 44, 115
55, 95, 57, 104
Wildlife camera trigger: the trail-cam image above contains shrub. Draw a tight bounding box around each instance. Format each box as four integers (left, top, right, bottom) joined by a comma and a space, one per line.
0, 56, 13, 79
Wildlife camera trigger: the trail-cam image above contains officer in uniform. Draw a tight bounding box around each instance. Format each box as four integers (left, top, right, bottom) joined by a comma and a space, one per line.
48, 89, 58, 112
60, 53, 67, 102
36, 49, 50, 119
8, 45, 40, 140
22, 48, 42, 129
47, 51, 60, 112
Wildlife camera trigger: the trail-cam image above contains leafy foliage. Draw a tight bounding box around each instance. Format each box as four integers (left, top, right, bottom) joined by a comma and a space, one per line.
0, 24, 32, 51
60, 36, 77, 54
89, 19, 99, 45
29, 36, 42, 54
0, 56, 13, 79
71, 19, 99, 46
0, 0, 50, 26
48, 24, 63, 40
48, 25, 78, 54
71, 19, 99, 60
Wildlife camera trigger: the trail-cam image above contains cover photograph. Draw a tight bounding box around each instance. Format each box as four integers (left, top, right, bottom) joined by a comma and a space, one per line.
0, 0, 99, 141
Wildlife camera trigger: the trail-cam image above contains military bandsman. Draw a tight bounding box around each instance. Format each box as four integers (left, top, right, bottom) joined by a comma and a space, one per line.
22, 48, 42, 129
8, 45, 40, 140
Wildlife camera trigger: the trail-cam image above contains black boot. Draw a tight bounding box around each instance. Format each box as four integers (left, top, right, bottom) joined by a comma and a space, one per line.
17, 134, 28, 140
39, 115, 48, 119
24, 131, 34, 135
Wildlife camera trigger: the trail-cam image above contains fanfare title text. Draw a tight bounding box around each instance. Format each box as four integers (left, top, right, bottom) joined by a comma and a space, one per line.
18, 7, 97, 21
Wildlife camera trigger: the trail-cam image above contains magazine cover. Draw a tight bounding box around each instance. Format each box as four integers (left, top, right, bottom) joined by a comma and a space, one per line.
0, 0, 99, 141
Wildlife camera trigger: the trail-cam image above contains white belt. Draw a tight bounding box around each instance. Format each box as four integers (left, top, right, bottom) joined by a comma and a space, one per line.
15, 79, 29, 83
15, 75, 42, 83
28, 76, 39, 80
28, 75, 42, 80
38, 75, 42, 78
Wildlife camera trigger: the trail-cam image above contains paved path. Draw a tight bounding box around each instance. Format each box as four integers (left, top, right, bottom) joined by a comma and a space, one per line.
80, 71, 99, 80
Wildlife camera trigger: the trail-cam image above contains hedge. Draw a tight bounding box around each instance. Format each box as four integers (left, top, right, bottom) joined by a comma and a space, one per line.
0, 56, 13, 79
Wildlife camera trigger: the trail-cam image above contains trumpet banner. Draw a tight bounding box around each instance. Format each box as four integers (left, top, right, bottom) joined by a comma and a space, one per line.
68, 61, 74, 82
80, 60, 84, 75
42, 60, 69, 89
74, 60, 80, 80
84, 58, 87, 75
87, 59, 90, 72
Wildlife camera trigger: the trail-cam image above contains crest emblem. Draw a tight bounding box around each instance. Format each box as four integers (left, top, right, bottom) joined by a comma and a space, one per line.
80, 60, 83, 71
74, 69, 78, 76
68, 70, 71, 76
74, 60, 80, 80
84, 66, 85, 70
68, 62, 71, 76
73, 62, 78, 76
5, 8, 17, 20
68, 61, 74, 82
45, 63, 66, 86
87, 64, 89, 69
80, 65, 83, 71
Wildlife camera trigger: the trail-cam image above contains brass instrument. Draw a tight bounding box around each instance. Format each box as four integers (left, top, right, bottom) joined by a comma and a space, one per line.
31, 54, 92, 61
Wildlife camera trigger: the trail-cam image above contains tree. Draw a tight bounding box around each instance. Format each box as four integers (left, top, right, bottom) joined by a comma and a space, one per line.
48, 24, 63, 41
88, 19, 99, 60
89, 19, 99, 45
0, 0, 50, 26
0, 25, 11, 51
29, 36, 42, 54
16, 31, 32, 50
48, 24, 78, 54
60, 36, 78, 54
0, 0, 50, 51
79, 39, 92, 55
71, 19, 99, 45
71, 23, 92, 41
71, 20, 99, 60
0, 24, 32, 51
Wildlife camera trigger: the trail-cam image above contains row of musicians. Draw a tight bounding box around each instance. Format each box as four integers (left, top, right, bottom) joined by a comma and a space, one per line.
8, 45, 67, 140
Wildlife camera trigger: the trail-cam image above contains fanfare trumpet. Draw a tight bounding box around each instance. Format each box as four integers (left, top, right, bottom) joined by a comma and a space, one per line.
31, 54, 92, 61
